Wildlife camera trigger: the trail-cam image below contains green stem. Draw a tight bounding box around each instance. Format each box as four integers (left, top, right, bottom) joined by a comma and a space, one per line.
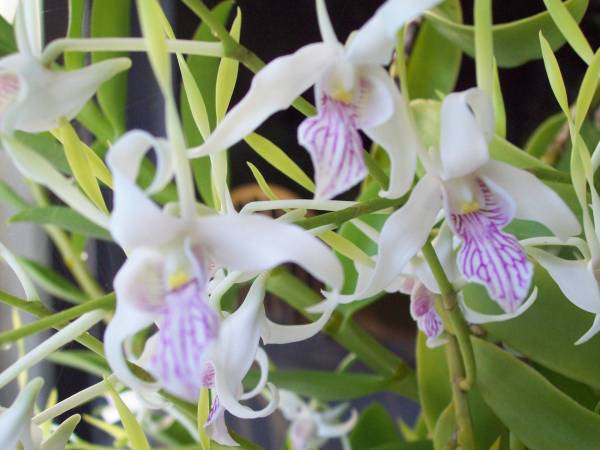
441, 319, 476, 450
41, 37, 224, 66
510, 432, 526, 450
474, 0, 494, 95
0, 294, 115, 346
0, 290, 104, 356
295, 194, 408, 230
363, 150, 390, 191
421, 241, 475, 389
29, 183, 105, 299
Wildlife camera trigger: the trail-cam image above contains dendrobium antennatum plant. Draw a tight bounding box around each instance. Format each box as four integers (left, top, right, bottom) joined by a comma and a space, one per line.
278, 390, 357, 450
188, 0, 441, 199
0, 0, 599, 449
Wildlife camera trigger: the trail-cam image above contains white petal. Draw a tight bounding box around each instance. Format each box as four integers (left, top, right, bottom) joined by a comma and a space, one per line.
188, 43, 339, 158
277, 390, 305, 421
361, 66, 418, 198
317, 409, 357, 438
107, 130, 184, 251
527, 248, 600, 314
39, 414, 80, 450
439, 88, 493, 180
205, 402, 237, 446
261, 303, 334, 345
346, 0, 441, 65
240, 347, 269, 401
0, 378, 42, 450
3, 136, 109, 228
460, 287, 537, 324
575, 314, 600, 345
316, 0, 338, 45
195, 213, 344, 292
335, 175, 442, 303
480, 161, 581, 241
5, 58, 131, 133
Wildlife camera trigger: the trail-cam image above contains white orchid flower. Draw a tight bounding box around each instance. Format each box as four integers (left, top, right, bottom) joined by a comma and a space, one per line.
278, 390, 357, 450
0, 378, 80, 450
0, 1, 130, 133
103, 130, 344, 445
188, 0, 441, 200
332, 88, 579, 316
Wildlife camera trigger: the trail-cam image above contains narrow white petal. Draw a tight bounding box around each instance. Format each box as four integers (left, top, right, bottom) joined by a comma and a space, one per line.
575, 315, 600, 345
460, 287, 537, 324
240, 347, 269, 401
205, 402, 237, 446
3, 137, 109, 228
7, 58, 131, 133
346, 0, 441, 65
195, 214, 344, 292
188, 43, 338, 158
107, 130, 185, 251
361, 66, 418, 198
336, 175, 442, 303
317, 409, 357, 438
0, 378, 42, 450
261, 303, 334, 345
480, 161, 581, 240
316, 0, 338, 45
439, 88, 492, 179
527, 248, 600, 314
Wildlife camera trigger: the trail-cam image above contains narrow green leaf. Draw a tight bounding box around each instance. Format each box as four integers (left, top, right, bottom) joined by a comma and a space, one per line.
65, 0, 86, 69
320, 230, 375, 269
244, 133, 315, 193
542, 0, 594, 64
350, 403, 403, 449
574, 48, 600, 132
407, 0, 462, 100
18, 257, 88, 304
135, 0, 170, 92
105, 378, 151, 450
473, 337, 600, 450
215, 8, 241, 122
91, 0, 132, 135
492, 59, 507, 138
539, 33, 571, 116
0, 181, 29, 210
55, 119, 107, 213
47, 350, 110, 378
0, 14, 16, 55
10, 206, 112, 241
247, 162, 278, 201
197, 388, 211, 450
432, 404, 455, 450
425, 0, 588, 68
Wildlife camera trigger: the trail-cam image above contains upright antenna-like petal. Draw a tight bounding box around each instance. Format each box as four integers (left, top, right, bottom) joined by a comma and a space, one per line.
0, 378, 43, 450
316, 0, 338, 45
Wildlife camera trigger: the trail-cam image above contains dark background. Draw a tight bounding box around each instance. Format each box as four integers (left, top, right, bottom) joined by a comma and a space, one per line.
40, 0, 599, 448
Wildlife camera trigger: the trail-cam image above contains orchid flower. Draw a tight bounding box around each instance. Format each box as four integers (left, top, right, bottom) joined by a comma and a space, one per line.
187, 0, 441, 200
103, 130, 344, 445
0, 378, 80, 450
332, 88, 580, 317
278, 390, 357, 450
0, 1, 130, 134
522, 139, 600, 344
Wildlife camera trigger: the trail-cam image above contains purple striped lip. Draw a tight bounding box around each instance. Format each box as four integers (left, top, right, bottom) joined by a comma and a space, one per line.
148, 280, 220, 401
298, 92, 367, 199
450, 178, 532, 313
410, 283, 443, 342
0, 73, 19, 114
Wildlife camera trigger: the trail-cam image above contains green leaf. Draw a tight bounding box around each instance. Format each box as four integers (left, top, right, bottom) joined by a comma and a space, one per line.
215, 8, 241, 122
105, 378, 151, 450
473, 337, 600, 450
425, 0, 588, 68
540, 32, 571, 116
432, 404, 455, 450
197, 388, 211, 450
136, 0, 170, 92
15, 132, 70, 174
244, 133, 315, 193
17, 257, 88, 304
245, 369, 400, 402
349, 403, 403, 449
574, 48, 600, 132
464, 266, 600, 390
47, 350, 110, 378
0, 181, 29, 210
474, 0, 493, 94
0, 14, 16, 55
91, 0, 132, 135
542, 0, 594, 64
66, 0, 86, 70
407, 0, 462, 100
10, 206, 112, 241
247, 162, 278, 201
319, 231, 374, 269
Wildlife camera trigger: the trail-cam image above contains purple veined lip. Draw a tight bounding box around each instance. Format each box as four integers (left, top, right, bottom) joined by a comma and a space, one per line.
148, 279, 220, 401
449, 178, 533, 313
298, 91, 367, 199
410, 283, 444, 342
0, 73, 19, 114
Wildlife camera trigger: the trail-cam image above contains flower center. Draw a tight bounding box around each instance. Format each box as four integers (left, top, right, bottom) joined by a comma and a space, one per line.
461, 201, 481, 214
168, 270, 190, 290
331, 87, 354, 104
